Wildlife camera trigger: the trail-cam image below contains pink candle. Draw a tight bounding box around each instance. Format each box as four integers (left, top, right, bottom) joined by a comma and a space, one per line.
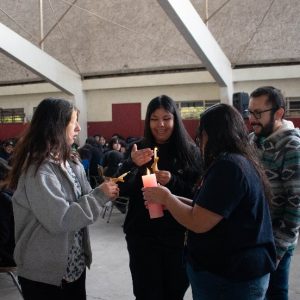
142, 173, 164, 219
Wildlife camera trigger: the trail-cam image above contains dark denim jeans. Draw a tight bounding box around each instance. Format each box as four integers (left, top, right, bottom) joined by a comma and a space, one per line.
186, 262, 270, 300
265, 248, 293, 300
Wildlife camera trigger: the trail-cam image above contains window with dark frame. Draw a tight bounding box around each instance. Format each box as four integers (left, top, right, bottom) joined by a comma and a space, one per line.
286, 98, 300, 116
0, 108, 25, 123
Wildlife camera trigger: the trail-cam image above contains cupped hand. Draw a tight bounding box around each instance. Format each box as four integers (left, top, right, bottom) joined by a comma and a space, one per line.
155, 170, 171, 185
99, 180, 119, 199
131, 144, 153, 167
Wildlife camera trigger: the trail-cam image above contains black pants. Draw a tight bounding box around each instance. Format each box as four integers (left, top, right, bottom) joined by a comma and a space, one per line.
19, 269, 86, 300
126, 233, 189, 300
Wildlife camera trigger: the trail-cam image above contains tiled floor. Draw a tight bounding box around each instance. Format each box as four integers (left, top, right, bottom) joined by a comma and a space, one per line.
1, 209, 299, 300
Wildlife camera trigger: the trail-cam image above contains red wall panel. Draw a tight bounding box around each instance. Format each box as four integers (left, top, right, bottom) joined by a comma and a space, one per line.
112, 103, 142, 138
183, 119, 199, 139
2, 107, 300, 145
88, 103, 143, 140
88, 118, 300, 140
88, 119, 199, 141
289, 117, 300, 128
0, 123, 27, 141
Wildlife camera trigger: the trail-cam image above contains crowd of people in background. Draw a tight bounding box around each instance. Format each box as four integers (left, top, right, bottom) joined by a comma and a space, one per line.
76, 134, 141, 187
0, 87, 299, 300
0, 138, 16, 164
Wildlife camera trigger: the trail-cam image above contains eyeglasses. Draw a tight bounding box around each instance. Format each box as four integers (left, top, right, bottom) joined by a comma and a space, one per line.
244, 108, 275, 120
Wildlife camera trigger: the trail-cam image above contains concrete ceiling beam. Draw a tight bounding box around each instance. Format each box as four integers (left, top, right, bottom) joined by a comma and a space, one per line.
157, 0, 233, 103
0, 22, 87, 143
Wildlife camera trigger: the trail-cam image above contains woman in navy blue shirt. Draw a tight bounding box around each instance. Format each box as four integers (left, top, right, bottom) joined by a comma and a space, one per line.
143, 103, 276, 300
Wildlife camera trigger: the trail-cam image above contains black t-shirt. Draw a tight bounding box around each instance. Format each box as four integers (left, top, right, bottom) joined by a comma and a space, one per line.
187, 153, 276, 280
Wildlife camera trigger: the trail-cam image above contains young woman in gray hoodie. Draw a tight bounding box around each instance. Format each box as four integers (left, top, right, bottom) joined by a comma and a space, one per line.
7, 98, 119, 300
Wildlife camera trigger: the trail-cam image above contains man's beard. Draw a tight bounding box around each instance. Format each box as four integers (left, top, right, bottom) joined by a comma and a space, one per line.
253, 116, 275, 138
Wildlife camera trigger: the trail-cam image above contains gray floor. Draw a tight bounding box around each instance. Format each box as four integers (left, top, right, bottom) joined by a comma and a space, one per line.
1, 209, 299, 300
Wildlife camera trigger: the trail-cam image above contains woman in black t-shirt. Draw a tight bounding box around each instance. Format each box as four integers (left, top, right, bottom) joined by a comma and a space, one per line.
143, 103, 276, 300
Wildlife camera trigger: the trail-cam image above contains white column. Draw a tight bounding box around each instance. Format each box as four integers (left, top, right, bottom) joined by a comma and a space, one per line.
0, 22, 87, 141
157, 0, 233, 104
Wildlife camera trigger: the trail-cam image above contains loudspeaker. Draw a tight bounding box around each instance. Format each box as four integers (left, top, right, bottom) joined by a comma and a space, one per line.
233, 92, 249, 118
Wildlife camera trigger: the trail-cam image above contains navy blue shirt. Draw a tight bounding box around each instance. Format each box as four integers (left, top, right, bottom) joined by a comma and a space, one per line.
187, 153, 276, 280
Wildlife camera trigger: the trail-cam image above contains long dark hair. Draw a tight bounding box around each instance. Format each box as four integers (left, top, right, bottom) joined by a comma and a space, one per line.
144, 95, 196, 168
198, 103, 271, 199
8, 98, 76, 189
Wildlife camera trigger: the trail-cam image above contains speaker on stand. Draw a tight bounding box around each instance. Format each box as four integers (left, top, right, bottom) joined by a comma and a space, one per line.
233, 92, 250, 119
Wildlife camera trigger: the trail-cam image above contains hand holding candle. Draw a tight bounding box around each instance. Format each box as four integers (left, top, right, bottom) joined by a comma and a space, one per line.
142, 168, 164, 219
143, 185, 171, 207
151, 147, 159, 173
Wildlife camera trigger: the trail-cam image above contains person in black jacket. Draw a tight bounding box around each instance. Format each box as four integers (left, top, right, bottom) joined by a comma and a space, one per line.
117, 95, 202, 300
102, 150, 124, 178
0, 158, 15, 267
102, 137, 124, 178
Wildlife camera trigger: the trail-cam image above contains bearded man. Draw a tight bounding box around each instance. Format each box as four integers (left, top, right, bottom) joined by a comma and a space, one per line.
248, 86, 300, 300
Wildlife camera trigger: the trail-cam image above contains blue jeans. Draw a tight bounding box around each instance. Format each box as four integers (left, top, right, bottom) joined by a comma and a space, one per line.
186, 262, 270, 300
265, 248, 293, 300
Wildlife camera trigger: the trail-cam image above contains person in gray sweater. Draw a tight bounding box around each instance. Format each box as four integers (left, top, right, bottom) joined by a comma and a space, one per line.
7, 98, 119, 300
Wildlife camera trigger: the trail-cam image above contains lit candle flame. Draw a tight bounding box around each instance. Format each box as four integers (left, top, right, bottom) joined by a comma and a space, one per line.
154, 147, 157, 159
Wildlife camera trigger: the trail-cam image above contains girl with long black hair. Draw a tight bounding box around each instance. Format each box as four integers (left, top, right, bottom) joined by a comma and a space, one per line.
118, 95, 202, 300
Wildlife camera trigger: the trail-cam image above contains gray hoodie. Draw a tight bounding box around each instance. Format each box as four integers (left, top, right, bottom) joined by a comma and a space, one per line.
13, 158, 109, 286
